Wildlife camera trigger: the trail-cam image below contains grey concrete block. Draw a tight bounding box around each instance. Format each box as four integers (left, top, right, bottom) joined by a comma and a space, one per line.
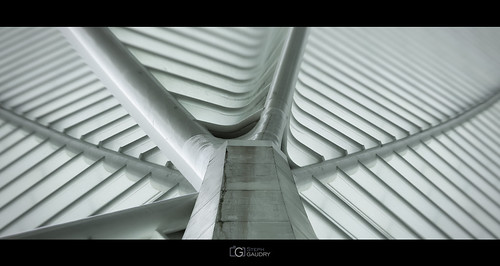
215, 221, 295, 239
221, 190, 284, 205
226, 145, 274, 164
186, 144, 317, 239
220, 203, 289, 222
220, 190, 288, 222
224, 161, 277, 178
224, 163, 280, 191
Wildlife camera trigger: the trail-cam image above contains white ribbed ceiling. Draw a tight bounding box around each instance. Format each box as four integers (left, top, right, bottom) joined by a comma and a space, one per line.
0, 27, 196, 238
110, 27, 288, 137
0, 27, 176, 168
285, 27, 500, 168
289, 27, 500, 239
296, 98, 500, 239
1, 27, 500, 239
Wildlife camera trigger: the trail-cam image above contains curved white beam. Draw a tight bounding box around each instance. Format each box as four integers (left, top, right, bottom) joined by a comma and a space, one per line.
59, 27, 223, 190
245, 27, 310, 147
2, 193, 197, 239
293, 90, 500, 180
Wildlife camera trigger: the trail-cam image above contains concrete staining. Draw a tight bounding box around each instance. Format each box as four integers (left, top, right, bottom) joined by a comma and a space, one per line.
183, 140, 316, 239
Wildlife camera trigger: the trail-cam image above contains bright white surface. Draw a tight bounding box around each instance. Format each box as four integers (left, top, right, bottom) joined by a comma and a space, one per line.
2, 27, 500, 239
286, 27, 500, 167
299, 100, 500, 239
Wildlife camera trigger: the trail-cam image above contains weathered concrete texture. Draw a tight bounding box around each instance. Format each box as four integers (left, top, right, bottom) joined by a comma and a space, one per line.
217, 143, 316, 239
182, 142, 227, 239
183, 141, 316, 239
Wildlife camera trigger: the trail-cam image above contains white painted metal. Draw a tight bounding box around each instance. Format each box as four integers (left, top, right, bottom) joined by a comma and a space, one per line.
245, 27, 309, 147
3, 194, 197, 239
0, 27, 196, 238
285, 27, 500, 167
0, 28, 172, 168
293, 80, 500, 239
110, 27, 289, 137
60, 27, 222, 191
1, 26, 500, 239
0, 112, 196, 238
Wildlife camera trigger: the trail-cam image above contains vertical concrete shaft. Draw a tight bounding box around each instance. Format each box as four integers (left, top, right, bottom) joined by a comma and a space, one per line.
183, 140, 316, 239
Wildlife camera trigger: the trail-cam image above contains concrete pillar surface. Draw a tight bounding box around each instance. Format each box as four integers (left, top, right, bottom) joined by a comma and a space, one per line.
183, 140, 316, 239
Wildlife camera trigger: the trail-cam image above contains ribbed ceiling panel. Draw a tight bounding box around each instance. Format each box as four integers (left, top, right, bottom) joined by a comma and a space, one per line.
1, 27, 499, 240
298, 98, 500, 239
110, 27, 288, 136
0, 27, 195, 238
0, 27, 174, 168
286, 27, 500, 167
0, 115, 194, 237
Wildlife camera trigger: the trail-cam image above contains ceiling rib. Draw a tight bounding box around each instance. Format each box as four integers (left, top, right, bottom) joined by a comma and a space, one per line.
293, 89, 500, 180
2, 193, 198, 239
0, 106, 193, 192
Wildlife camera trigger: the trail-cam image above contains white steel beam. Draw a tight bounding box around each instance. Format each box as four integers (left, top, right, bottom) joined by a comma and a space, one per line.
245, 27, 310, 147
59, 27, 223, 191
2, 193, 197, 239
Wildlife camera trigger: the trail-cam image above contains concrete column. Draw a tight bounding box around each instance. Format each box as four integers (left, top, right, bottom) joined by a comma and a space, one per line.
183, 140, 316, 239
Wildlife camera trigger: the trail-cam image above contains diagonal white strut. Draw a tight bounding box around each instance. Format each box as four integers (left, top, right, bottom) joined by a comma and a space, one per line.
59, 27, 222, 191
60, 27, 310, 191
59, 27, 317, 239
